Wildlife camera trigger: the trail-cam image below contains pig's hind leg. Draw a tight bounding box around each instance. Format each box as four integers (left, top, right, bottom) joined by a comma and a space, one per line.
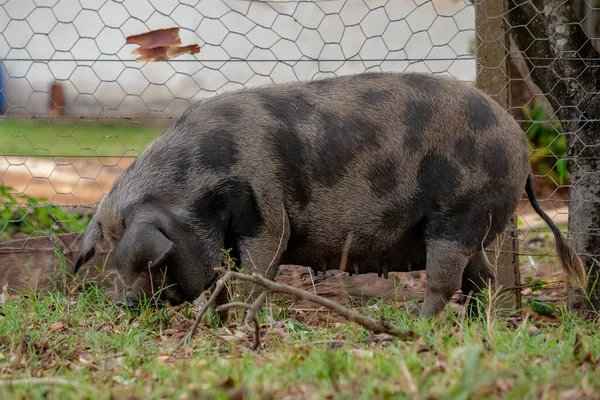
420, 211, 491, 318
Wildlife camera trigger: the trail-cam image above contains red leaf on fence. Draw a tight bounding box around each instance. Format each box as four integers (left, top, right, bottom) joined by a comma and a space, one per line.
132, 44, 201, 62
126, 27, 182, 49
126, 27, 200, 62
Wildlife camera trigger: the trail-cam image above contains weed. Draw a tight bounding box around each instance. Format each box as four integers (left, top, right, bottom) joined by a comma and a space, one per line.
0, 185, 89, 241
522, 100, 568, 185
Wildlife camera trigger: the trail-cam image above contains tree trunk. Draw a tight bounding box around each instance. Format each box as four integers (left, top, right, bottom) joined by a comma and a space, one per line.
507, 0, 600, 315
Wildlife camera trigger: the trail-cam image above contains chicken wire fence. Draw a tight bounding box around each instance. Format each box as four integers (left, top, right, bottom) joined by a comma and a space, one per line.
0, 0, 597, 277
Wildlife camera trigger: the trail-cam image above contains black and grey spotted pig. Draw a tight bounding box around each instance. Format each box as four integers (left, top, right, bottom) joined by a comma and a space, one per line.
74, 72, 585, 318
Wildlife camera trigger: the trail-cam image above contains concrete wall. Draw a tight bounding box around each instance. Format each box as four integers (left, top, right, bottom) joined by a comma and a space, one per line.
0, 0, 476, 118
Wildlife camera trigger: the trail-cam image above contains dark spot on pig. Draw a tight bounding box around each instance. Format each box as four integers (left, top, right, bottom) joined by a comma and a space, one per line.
172, 154, 191, 182
416, 154, 460, 204
308, 78, 333, 89
427, 206, 489, 247
280, 225, 311, 264
269, 128, 312, 208
192, 180, 263, 264
313, 112, 380, 185
215, 104, 243, 120
466, 92, 499, 132
480, 142, 510, 180
443, 180, 515, 248
380, 201, 414, 233
359, 88, 394, 105
198, 130, 238, 172
225, 179, 263, 239
258, 92, 313, 127
192, 187, 228, 232
403, 73, 439, 93
366, 157, 399, 197
381, 154, 461, 232
454, 136, 477, 166
404, 100, 434, 150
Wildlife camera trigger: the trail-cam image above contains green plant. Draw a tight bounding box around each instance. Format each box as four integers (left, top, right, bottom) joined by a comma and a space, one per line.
0, 185, 90, 241
522, 101, 569, 185
523, 276, 556, 316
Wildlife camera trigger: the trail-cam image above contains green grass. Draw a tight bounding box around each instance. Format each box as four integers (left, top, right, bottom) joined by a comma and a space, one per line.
1, 273, 599, 400
0, 119, 162, 157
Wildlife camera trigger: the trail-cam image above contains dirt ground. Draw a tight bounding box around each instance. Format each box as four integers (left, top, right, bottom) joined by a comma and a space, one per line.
0, 156, 134, 205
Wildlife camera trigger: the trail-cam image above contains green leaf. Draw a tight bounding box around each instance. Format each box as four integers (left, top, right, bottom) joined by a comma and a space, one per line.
529, 299, 555, 316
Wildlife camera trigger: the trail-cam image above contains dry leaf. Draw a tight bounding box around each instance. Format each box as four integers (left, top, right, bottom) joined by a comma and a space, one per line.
164, 326, 191, 341
126, 27, 181, 49
221, 335, 245, 344
434, 358, 447, 372
126, 27, 200, 62
349, 349, 373, 359
370, 333, 396, 342
132, 45, 200, 62
49, 321, 65, 331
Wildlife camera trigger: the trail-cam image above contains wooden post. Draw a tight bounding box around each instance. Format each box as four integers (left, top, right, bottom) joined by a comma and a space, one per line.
49, 82, 65, 117
475, 0, 521, 309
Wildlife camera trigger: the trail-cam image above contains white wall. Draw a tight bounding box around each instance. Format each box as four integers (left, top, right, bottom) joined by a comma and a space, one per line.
0, 0, 476, 118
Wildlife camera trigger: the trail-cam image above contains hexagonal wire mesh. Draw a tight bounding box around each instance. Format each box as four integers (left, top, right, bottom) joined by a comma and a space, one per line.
0, 0, 597, 290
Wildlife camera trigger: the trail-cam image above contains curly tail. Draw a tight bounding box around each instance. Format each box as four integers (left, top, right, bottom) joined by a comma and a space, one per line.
525, 173, 586, 287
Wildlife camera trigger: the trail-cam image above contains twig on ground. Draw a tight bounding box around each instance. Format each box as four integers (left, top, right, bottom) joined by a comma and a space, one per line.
177, 267, 416, 352
167, 303, 188, 317
213, 291, 269, 350
245, 291, 269, 330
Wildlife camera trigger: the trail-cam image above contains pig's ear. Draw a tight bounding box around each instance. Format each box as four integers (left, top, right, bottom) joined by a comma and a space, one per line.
74, 216, 103, 274
114, 213, 173, 273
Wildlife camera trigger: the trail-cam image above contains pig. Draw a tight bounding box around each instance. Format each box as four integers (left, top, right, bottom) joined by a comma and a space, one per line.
73, 71, 585, 318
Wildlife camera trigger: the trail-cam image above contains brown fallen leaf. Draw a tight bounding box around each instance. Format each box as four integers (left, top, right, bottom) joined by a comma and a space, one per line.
132, 44, 200, 62
126, 27, 181, 49
220, 335, 246, 344
163, 327, 189, 341
348, 348, 373, 359
49, 321, 65, 331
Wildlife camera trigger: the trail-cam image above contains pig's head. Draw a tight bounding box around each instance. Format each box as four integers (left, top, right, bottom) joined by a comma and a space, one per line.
73, 194, 221, 308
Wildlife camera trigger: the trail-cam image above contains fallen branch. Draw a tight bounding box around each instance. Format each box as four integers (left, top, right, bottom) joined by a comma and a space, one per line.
177, 267, 416, 351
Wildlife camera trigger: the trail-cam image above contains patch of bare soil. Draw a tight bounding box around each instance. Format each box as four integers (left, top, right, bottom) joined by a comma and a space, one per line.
0, 156, 135, 205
